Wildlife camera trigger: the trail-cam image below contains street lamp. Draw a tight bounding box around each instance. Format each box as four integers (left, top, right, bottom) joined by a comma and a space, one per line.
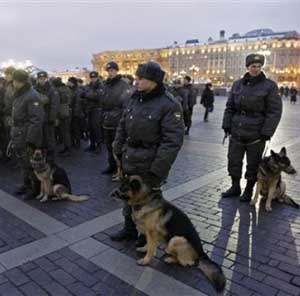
189, 65, 199, 83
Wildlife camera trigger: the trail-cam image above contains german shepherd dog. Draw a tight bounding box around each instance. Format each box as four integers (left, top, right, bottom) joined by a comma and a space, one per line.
111, 175, 226, 292
250, 147, 298, 212
30, 149, 89, 203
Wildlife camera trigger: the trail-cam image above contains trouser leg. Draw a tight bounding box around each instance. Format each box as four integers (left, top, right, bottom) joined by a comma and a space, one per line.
103, 129, 117, 171
227, 138, 246, 179
245, 140, 266, 181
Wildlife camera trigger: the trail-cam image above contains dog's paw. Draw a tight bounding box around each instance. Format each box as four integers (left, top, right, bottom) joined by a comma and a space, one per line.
265, 204, 272, 212
136, 246, 147, 253
164, 256, 177, 264
40, 196, 49, 203
36, 194, 44, 200
137, 257, 150, 266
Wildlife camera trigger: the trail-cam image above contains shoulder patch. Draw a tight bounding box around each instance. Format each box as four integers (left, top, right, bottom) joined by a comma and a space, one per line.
174, 111, 182, 121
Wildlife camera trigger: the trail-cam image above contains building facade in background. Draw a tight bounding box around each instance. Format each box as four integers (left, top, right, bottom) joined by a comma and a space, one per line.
50, 68, 90, 83
92, 28, 300, 87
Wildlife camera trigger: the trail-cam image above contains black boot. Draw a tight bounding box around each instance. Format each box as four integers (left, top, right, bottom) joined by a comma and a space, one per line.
240, 180, 256, 202
15, 185, 27, 195
84, 145, 95, 152
101, 166, 115, 175
185, 127, 190, 135
110, 217, 138, 241
221, 177, 241, 198
23, 190, 37, 201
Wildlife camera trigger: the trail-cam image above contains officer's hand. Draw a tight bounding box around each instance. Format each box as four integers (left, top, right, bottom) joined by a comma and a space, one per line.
223, 128, 231, 136
260, 135, 270, 141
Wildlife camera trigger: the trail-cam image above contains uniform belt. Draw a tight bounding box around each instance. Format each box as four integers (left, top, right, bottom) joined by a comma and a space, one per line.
127, 140, 157, 149
238, 110, 261, 116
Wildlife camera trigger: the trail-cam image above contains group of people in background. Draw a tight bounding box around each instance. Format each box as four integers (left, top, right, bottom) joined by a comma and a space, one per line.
279, 85, 298, 104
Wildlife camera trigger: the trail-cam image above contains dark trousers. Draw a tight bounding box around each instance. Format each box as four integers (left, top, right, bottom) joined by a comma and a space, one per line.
0, 122, 10, 158
59, 118, 71, 148
227, 138, 266, 181
204, 108, 209, 121
17, 147, 40, 193
88, 109, 101, 146
71, 117, 82, 145
103, 128, 117, 171
43, 123, 56, 164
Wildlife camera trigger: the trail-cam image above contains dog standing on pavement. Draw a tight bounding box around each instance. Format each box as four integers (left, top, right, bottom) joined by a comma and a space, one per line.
30, 149, 89, 203
111, 175, 226, 293
250, 147, 298, 212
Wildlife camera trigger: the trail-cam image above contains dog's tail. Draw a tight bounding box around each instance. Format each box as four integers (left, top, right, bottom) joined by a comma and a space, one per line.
283, 194, 299, 209
198, 257, 226, 293
61, 193, 90, 202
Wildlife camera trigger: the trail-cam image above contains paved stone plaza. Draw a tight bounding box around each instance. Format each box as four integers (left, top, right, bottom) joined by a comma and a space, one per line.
0, 96, 299, 296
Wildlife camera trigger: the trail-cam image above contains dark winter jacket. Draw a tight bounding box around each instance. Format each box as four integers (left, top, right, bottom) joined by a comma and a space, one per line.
69, 86, 84, 118
84, 79, 104, 113
201, 88, 214, 108
113, 84, 184, 181
11, 83, 44, 149
102, 75, 131, 130
182, 84, 197, 109
35, 81, 60, 124
222, 72, 282, 142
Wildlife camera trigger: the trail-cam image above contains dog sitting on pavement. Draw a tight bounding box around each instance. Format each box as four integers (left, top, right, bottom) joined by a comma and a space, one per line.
111, 175, 226, 293
250, 147, 298, 212
30, 149, 89, 203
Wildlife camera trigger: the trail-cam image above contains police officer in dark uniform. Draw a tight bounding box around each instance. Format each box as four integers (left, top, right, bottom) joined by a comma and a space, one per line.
222, 54, 282, 202
35, 71, 60, 164
8, 70, 44, 200
52, 77, 73, 156
182, 75, 197, 135
83, 71, 104, 153
101, 62, 131, 179
2, 67, 16, 161
110, 61, 184, 241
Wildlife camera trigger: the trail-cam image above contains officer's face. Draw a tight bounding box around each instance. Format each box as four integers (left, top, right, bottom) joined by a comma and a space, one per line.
90, 77, 98, 84
247, 63, 262, 77
13, 80, 25, 90
37, 77, 47, 86
135, 76, 156, 92
107, 69, 118, 79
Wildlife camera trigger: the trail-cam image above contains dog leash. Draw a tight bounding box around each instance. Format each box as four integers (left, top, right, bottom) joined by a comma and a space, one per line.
262, 140, 271, 158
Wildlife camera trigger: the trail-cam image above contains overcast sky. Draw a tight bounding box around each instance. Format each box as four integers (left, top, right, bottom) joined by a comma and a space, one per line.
0, 0, 299, 71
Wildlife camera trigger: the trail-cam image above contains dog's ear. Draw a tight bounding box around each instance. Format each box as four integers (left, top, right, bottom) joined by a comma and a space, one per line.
279, 147, 287, 157
130, 179, 141, 193
270, 150, 276, 157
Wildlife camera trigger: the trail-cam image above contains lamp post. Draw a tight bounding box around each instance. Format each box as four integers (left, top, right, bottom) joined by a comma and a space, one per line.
189, 65, 199, 83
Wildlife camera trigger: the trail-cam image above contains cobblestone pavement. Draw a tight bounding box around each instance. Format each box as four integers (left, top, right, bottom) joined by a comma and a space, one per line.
0, 96, 299, 295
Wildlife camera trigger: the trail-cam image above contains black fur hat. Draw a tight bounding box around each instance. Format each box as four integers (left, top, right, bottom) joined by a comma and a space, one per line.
135, 61, 165, 83
37, 71, 48, 79
12, 70, 29, 83
89, 71, 99, 78
68, 76, 78, 86
105, 61, 119, 71
246, 54, 265, 67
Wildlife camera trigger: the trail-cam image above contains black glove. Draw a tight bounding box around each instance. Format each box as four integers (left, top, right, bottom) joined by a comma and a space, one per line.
115, 154, 122, 161
143, 172, 161, 190
223, 128, 231, 135
260, 135, 270, 141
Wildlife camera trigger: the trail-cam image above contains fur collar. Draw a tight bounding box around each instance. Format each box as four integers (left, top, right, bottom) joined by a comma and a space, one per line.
132, 84, 165, 101
242, 72, 266, 86
106, 75, 122, 86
